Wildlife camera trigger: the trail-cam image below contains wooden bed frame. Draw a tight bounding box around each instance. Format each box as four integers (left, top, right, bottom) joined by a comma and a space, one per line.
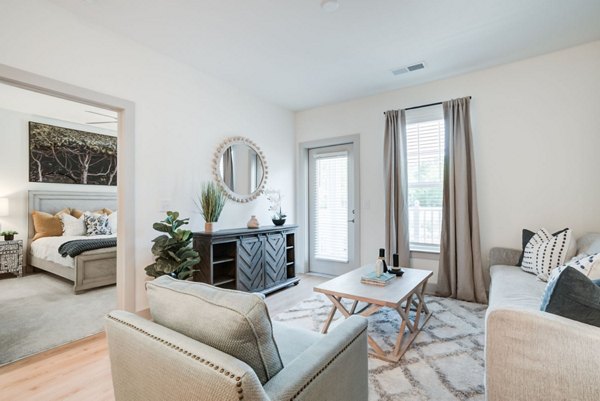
28, 190, 117, 294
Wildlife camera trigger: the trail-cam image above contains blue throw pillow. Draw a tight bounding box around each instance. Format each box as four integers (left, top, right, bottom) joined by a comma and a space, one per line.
540, 266, 600, 327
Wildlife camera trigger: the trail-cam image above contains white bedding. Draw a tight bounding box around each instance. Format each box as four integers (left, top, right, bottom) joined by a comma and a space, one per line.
30, 235, 116, 268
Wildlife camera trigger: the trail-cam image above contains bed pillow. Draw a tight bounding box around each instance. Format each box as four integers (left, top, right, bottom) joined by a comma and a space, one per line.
540, 266, 600, 328
107, 211, 117, 234
71, 208, 112, 219
521, 228, 572, 281
60, 213, 86, 236
84, 213, 111, 235
31, 208, 71, 240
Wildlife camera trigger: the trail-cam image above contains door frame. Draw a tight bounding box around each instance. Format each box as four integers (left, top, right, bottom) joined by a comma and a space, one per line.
0, 63, 136, 312
297, 134, 360, 275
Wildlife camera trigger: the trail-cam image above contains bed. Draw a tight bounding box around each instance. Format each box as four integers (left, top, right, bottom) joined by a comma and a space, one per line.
28, 190, 117, 294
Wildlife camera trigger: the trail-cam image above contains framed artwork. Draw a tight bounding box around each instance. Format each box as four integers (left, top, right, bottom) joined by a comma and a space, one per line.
29, 122, 117, 186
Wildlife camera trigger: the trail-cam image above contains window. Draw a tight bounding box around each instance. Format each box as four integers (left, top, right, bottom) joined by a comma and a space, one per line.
311, 150, 349, 262
406, 105, 444, 251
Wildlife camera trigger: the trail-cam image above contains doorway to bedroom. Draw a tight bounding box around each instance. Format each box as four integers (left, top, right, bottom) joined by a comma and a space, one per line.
0, 81, 120, 366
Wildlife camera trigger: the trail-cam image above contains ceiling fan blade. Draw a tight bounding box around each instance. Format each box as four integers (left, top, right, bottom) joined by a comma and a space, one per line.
85, 110, 117, 120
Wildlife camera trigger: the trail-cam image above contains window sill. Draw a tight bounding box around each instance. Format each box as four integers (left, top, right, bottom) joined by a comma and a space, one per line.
410, 246, 440, 260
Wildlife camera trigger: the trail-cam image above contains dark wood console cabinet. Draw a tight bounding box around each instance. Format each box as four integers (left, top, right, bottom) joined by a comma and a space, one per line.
192, 225, 299, 294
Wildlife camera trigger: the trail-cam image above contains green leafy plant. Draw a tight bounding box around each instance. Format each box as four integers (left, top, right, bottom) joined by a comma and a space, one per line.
145, 211, 200, 280
196, 182, 226, 223
1, 230, 18, 236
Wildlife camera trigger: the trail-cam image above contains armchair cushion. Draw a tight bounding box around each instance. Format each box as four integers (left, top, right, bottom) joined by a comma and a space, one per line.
146, 276, 283, 384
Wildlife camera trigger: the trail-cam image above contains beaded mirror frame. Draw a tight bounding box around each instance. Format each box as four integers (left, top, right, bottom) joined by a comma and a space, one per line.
212, 136, 268, 203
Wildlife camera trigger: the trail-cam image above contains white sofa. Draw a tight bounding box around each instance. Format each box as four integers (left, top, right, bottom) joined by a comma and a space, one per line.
485, 234, 600, 401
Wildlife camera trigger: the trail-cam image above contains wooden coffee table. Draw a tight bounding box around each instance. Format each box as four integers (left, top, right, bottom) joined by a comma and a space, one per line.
314, 266, 433, 362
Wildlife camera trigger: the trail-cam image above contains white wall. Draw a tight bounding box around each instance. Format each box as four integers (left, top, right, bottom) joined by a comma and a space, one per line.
0, 107, 116, 243
0, 1, 295, 310
296, 40, 600, 286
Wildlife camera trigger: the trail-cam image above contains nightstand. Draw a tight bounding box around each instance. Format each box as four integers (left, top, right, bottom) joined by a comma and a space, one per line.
0, 240, 23, 277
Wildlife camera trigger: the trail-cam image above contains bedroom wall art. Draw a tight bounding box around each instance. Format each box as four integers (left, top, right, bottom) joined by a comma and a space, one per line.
29, 122, 117, 186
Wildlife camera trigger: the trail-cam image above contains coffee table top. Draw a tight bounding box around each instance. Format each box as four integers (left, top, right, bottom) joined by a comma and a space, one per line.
314, 265, 433, 307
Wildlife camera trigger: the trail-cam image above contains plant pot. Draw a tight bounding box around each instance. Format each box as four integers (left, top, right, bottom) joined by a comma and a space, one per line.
205, 222, 215, 232
4, 235, 14, 241
272, 218, 286, 226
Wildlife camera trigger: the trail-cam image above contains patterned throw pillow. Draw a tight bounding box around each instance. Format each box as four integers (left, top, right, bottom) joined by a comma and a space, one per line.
521, 228, 572, 281
547, 253, 600, 283
84, 213, 111, 236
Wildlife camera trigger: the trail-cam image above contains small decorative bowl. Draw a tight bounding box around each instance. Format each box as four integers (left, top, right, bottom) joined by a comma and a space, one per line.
272, 218, 286, 226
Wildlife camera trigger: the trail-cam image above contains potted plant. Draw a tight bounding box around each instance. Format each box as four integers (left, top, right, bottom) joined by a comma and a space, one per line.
196, 182, 226, 232
145, 211, 200, 280
266, 190, 286, 226
1, 230, 17, 241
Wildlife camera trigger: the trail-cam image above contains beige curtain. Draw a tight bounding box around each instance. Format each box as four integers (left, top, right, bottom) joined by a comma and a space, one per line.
437, 97, 487, 303
384, 109, 410, 267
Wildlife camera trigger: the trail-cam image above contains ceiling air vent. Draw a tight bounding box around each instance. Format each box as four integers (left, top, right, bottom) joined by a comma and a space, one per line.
392, 62, 425, 76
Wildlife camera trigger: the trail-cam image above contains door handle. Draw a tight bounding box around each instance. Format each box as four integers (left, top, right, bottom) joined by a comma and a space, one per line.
348, 219, 355, 223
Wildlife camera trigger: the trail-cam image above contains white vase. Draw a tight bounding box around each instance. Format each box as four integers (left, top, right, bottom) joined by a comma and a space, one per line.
247, 215, 259, 229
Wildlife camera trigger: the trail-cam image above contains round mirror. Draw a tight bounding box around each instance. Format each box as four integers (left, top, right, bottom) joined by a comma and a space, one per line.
212, 137, 268, 203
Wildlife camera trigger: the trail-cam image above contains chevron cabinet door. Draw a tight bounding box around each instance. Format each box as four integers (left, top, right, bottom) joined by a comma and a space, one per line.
237, 237, 265, 292
265, 233, 286, 287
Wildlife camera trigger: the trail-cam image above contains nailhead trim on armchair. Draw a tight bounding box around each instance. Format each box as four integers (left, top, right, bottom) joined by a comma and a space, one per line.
107, 314, 246, 400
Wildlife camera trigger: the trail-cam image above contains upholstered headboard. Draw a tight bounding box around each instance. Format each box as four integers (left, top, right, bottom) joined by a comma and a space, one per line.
28, 190, 117, 240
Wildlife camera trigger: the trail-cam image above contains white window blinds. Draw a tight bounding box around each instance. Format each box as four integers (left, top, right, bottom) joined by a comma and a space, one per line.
406, 105, 444, 250
311, 151, 349, 262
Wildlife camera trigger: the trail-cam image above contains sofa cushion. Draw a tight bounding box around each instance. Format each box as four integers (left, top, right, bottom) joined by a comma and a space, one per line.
272, 321, 322, 366
577, 233, 600, 255
541, 266, 600, 328
489, 265, 547, 310
521, 228, 572, 281
517, 228, 576, 266
146, 276, 283, 384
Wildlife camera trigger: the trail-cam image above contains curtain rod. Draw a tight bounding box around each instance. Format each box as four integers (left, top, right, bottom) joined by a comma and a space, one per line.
384, 96, 472, 114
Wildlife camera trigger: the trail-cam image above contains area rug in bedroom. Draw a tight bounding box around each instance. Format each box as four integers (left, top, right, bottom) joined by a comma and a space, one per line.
0, 273, 116, 366
274, 293, 487, 401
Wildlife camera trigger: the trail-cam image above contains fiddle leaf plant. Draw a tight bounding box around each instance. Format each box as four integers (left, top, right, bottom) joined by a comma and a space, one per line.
145, 211, 200, 280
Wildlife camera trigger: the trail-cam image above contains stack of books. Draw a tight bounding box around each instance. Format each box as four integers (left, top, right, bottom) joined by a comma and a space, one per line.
361, 271, 396, 286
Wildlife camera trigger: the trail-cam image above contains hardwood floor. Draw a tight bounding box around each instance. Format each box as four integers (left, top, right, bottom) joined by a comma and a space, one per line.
0, 274, 328, 401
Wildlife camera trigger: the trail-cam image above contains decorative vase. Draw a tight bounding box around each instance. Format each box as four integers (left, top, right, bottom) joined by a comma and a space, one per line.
205, 222, 215, 232
4, 235, 14, 241
247, 215, 259, 229
272, 218, 286, 226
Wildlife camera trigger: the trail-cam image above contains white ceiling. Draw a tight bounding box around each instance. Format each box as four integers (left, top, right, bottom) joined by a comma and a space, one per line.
0, 82, 118, 132
50, 0, 600, 110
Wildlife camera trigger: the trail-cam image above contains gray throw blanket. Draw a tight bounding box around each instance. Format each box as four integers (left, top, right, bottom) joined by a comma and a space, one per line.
58, 238, 117, 257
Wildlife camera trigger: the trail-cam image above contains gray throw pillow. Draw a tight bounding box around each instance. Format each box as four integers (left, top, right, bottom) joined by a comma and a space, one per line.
540, 266, 600, 327
146, 276, 283, 384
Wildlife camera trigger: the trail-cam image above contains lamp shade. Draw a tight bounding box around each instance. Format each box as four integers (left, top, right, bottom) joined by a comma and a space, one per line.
0, 198, 8, 217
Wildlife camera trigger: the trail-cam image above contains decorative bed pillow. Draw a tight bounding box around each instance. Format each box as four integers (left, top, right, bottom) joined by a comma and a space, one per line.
60, 213, 87, 236
146, 276, 283, 385
540, 266, 600, 328
517, 228, 576, 266
84, 213, 111, 235
107, 211, 117, 234
71, 208, 112, 218
31, 208, 71, 240
521, 228, 572, 281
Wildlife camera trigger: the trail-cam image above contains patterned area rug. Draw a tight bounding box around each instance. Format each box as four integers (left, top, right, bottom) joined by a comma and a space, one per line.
274, 293, 487, 401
